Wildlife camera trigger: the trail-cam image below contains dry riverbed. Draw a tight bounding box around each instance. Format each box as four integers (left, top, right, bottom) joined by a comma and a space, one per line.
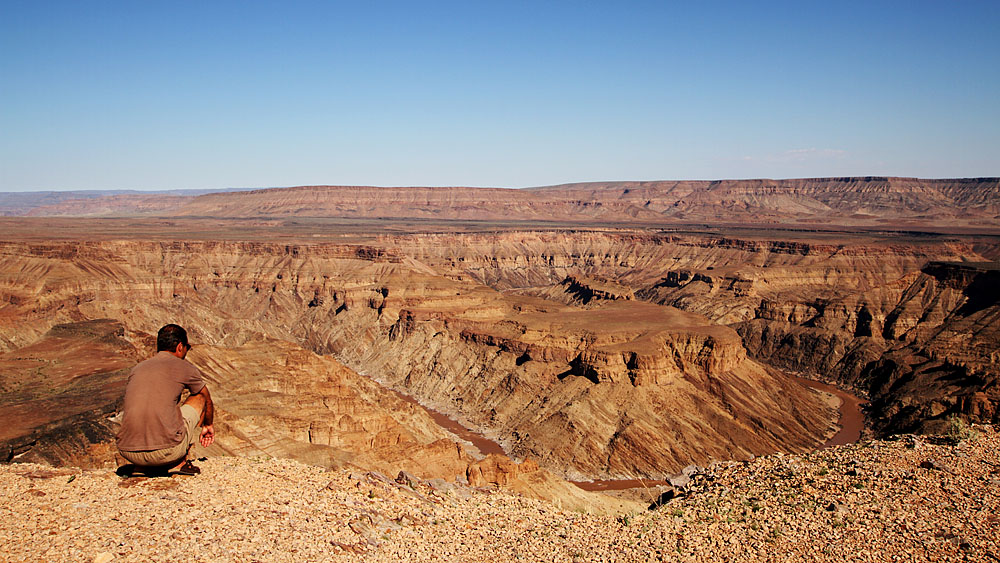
2, 426, 998, 562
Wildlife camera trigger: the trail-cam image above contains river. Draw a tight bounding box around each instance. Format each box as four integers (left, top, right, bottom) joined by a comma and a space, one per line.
793, 375, 867, 448
383, 384, 507, 456
374, 373, 865, 492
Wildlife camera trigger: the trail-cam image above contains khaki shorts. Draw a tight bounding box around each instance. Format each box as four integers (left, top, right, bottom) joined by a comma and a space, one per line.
119, 404, 200, 467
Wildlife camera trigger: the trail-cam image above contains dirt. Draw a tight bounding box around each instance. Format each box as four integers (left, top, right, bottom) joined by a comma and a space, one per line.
3, 426, 997, 562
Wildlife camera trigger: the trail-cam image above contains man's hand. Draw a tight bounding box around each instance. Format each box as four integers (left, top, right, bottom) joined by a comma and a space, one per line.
200, 424, 215, 448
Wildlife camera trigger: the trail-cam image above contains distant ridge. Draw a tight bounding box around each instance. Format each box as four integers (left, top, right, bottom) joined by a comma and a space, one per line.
0, 187, 255, 217
7, 177, 999, 229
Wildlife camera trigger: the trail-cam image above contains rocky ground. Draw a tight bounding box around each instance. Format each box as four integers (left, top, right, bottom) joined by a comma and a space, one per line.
2, 425, 997, 562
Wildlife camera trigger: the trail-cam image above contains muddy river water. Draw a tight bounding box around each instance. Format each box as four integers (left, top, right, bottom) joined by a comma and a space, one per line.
380, 374, 865, 492
793, 376, 867, 448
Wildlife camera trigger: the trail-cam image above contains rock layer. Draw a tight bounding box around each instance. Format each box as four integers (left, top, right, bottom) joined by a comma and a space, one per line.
379, 231, 998, 434
1, 222, 996, 488
0, 319, 139, 467
15, 177, 1000, 229
0, 237, 833, 481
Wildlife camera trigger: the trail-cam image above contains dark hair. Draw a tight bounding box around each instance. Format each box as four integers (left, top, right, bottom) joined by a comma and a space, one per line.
157, 324, 190, 352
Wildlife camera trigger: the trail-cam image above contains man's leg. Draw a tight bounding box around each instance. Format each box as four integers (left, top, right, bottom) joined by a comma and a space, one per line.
183, 393, 207, 426
119, 441, 188, 475
170, 395, 206, 471
119, 398, 207, 474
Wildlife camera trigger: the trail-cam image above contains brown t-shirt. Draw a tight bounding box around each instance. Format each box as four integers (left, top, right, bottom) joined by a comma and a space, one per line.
117, 351, 206, 452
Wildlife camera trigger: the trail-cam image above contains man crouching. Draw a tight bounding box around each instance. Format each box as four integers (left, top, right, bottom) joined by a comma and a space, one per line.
117, 324, 215, 475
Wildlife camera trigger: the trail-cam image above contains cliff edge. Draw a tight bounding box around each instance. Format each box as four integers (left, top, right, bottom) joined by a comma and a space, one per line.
3, 426, 997, 562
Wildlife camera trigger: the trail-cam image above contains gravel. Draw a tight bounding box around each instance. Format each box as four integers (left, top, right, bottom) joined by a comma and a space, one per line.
2, 426, 998, 562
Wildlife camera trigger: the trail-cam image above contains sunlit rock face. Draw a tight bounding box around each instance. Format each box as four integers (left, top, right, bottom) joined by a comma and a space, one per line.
0, 237, 827, 480
0, 319, 139, 467
342, 295, 830, 480
0, 226, 995, 482
26, 177, 995, 229
186, 339, 474, 481
379, 231, 999, 437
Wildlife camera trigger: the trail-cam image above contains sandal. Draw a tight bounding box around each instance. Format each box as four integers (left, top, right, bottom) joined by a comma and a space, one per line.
115, 464, 136, 478
175, 461, 201, 475
140, 466, 171, 478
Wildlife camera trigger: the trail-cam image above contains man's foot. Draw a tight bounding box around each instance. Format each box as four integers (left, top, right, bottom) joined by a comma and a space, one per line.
174, 461, 201, 475
138, 465, 170, 477
115, 464, 135, 478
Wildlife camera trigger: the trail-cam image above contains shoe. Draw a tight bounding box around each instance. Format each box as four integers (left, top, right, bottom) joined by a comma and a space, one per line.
175, 461, 201, 475
141, 466, 171, 477
115, 464, 135, 477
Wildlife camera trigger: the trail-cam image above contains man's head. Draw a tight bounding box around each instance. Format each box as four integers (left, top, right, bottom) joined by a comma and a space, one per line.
157, 324, 191, 357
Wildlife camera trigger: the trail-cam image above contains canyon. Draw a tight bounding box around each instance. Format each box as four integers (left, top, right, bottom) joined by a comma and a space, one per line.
1, 177, 998, 510
16, 177, 1000, 231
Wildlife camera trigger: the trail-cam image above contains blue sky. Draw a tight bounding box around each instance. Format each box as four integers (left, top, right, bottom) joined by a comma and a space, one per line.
1, 1, 998, 191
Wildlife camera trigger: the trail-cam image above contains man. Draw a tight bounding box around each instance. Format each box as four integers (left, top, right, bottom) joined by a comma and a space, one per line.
117, 324, 215, 475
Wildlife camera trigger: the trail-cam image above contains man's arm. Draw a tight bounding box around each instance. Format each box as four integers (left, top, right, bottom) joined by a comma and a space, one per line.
195, 386, 215, 447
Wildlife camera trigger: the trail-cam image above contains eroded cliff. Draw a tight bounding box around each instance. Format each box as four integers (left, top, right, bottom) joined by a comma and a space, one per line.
377, 231, 999, 435
1, 225, 996, 488
0, 236, 833, 481
16, 177, 1000, 229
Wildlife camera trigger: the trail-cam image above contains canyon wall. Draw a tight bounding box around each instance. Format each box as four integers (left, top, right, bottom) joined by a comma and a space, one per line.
0, 319, 137, 467
16, 177, 1000, 229
378, 232, 999, 434
0, 237, 833, 480
1, 227, 996, 482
